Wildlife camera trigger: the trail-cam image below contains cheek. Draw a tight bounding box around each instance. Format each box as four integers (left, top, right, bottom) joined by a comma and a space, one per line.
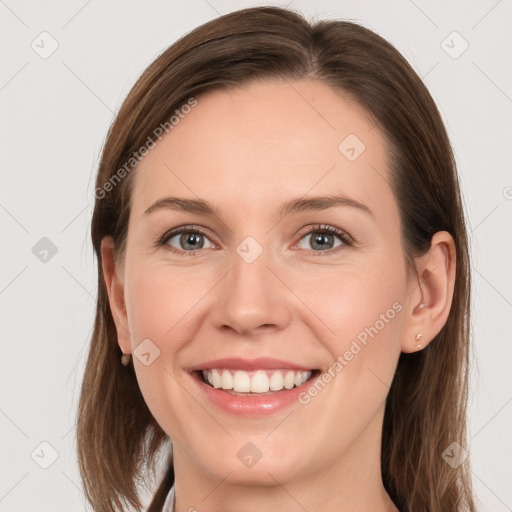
281, 274, 404, 477
125, 259, 212, 346
122, 261, 196, 418
293, 252, 406, 433
122, 257, 234, 437
293, 258, 406, 357
291, 252, 406, 410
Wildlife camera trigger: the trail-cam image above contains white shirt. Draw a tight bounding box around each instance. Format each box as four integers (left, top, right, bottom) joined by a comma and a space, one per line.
162, 484, 175, 512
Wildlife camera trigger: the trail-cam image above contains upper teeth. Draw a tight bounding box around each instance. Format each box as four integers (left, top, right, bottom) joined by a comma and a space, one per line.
202, 369, 312, 393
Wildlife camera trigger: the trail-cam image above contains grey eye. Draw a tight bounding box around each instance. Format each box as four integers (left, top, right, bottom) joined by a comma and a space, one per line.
167, 232, 214, 251
298, 231, 343, 251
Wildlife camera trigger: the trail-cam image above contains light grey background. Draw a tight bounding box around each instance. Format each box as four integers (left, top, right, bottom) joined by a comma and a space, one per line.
1, 1, 511, 510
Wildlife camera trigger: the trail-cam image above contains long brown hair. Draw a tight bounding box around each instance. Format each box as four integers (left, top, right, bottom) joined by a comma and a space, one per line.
77, 6, 475, 511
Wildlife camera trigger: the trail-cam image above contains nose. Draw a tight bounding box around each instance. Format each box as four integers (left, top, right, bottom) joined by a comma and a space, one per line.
211, 247, 292, 337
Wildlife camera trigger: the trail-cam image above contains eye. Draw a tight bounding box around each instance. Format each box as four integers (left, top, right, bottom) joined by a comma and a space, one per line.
158, 226, 215, 255
156, 223, 354, 256
295, 225, 353, 254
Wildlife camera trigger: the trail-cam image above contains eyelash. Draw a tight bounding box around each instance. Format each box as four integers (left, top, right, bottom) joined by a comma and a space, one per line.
154, 224, 354, 257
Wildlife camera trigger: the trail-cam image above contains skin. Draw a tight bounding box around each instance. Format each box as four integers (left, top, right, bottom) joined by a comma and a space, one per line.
101, 79, 456, 512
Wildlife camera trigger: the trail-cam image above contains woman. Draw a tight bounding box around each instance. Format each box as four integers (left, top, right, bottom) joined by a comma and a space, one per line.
77, 6, 476, 511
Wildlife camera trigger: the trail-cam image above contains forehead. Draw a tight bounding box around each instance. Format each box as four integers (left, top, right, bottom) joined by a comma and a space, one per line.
131, 79, 395, 221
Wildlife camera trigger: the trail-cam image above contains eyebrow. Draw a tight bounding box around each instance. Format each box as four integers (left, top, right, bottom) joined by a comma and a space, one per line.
279, 195, 372, 218
141, 194, 373, 219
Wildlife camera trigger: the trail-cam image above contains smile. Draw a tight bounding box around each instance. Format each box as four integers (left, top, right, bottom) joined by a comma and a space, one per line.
189, 357, 321, 415
200, 368, 315, 394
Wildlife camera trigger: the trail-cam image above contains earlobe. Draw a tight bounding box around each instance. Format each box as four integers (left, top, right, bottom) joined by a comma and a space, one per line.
100, 237, 131, 355
402, 231, 456, 353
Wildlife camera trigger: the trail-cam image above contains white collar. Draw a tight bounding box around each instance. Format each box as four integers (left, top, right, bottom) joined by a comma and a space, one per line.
162, 484, 175, 512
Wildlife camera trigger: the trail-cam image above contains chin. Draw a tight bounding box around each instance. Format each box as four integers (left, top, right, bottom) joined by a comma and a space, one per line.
196, 444, 310, 487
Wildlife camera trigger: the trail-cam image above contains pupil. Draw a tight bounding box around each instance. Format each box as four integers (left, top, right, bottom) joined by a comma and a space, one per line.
181, 233, 203, 250
312, 233, 332, 250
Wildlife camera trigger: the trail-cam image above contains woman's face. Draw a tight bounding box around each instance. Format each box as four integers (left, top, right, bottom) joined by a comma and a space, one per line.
113, 80, 417, 490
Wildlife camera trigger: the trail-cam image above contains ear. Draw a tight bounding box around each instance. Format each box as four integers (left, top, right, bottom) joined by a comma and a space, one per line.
401, 231, 456, 353
101, 236, 131, 355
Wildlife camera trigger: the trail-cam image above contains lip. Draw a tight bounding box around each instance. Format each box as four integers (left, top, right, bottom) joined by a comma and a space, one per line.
189, 357, 314, 372
188, 363, 319, 417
